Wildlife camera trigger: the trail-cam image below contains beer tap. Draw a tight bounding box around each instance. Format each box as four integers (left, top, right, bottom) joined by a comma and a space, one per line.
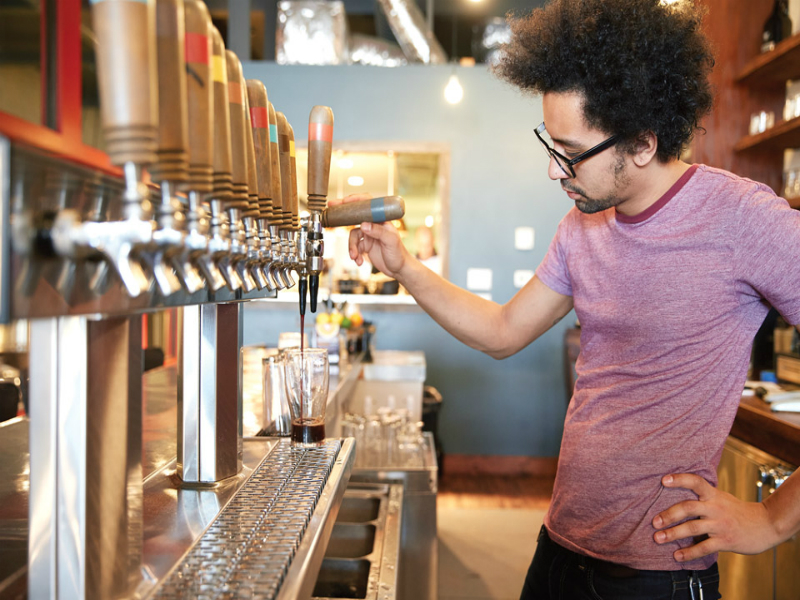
179, 0, 225, 292
243, 91, 272, 291
224, 49, 257, 292
267, 103, 292, 289
286, 121, 310, 313
52, 0, 157, 298
305, 106, 334, 313
320, 196, 406, 227
276, 111, 297, 288
148, 0, 202, 297
207, 27, 242, 291
245, 79, 280, 290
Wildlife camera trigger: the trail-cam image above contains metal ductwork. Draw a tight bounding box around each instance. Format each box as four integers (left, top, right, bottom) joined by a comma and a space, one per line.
377, 0, 447, 64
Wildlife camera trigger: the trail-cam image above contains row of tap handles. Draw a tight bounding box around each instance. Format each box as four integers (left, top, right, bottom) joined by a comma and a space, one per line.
47, 0, 403, 316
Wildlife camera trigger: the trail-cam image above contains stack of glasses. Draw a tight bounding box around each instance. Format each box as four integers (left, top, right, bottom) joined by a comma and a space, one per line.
341, 406, 426, 469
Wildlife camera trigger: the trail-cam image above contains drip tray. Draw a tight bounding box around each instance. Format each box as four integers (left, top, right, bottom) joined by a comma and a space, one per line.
314, 559, 371, 599
312, 483, 403, 600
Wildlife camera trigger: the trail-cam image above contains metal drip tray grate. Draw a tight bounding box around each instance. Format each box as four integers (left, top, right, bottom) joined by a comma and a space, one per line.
151, 439, 342, 599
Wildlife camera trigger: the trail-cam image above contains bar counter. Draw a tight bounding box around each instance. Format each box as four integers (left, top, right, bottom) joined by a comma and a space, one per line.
731, 395, 800, 466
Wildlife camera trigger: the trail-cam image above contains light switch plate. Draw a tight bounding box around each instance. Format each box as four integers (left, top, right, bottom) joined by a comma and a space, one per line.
513, 269, 534, 288
515, 227, 535, 250
466, 268, 493, 291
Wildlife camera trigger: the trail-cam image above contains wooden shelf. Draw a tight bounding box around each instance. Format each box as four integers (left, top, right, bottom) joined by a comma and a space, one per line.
736, 32, 800, 86
734, 116, 800, 152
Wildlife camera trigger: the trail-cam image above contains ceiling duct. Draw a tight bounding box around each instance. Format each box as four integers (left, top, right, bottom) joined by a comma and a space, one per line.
276, 1, 348, 65
376, 0, 447, 64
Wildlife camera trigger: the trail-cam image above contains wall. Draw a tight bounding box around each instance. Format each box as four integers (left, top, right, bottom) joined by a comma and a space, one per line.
241, 62, 573, 457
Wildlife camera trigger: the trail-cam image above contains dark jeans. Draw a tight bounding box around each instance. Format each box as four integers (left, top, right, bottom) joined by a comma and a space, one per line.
520, 526, 721, 600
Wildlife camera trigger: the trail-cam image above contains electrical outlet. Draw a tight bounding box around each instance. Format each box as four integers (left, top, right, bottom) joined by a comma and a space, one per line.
513, 269, 534, 288
515, 227, 535, 250
466, 268, 493, 291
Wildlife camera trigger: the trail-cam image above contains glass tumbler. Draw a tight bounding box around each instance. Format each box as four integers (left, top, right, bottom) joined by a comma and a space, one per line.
283, 348, 330, 447
262, 352, 291, 436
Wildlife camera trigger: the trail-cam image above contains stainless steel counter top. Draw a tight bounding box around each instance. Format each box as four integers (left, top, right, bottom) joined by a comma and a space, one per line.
1, 355, 362, 599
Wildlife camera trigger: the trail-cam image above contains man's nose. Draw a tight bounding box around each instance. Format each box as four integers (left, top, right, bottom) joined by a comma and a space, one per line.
548, 155, 569, 181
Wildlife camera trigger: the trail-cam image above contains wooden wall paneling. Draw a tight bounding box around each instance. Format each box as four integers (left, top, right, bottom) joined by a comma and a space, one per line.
693, 0, 784, 193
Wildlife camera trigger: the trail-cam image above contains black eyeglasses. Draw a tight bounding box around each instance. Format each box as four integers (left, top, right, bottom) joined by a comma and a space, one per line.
534, 122, 619, 178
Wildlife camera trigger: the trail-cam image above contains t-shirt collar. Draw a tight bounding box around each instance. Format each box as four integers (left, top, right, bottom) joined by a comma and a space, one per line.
615, 164, 699, 224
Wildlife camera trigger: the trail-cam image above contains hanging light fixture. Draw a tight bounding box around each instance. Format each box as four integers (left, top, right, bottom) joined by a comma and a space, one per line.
444, 71, 464, 104
444, 14, 463, 105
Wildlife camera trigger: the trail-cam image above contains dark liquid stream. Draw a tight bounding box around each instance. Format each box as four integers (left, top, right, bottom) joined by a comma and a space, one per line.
291, 419, 325, 444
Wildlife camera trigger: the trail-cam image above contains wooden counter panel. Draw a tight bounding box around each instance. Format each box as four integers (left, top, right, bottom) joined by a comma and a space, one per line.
730, 396, 800, 467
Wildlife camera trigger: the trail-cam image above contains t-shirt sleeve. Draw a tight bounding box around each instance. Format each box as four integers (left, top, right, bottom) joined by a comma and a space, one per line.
536, 213, 573, 297
735, 186, 800, 325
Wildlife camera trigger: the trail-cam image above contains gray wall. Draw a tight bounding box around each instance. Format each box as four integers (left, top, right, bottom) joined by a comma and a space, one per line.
241, 62, 573, 457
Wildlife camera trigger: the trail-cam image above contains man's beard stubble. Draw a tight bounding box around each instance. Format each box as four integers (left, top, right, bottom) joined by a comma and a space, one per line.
563, 153, 630, 214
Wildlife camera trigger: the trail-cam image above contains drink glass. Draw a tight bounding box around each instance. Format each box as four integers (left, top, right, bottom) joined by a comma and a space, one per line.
283, 348, 329, 447
262, 351, 291, 436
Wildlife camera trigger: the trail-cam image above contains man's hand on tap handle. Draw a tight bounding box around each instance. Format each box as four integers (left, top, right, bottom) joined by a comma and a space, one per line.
329, 194, 409, 279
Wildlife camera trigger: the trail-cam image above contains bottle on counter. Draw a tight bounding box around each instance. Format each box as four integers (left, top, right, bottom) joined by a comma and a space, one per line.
762, 0, 792, 53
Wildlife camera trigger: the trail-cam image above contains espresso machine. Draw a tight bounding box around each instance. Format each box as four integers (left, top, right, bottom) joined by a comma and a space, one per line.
0, 1, 406, 598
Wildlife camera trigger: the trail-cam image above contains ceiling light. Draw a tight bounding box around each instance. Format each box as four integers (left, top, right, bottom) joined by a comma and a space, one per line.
424, 215, 435, 228
338, 158, 354, 169
347, 176, 364, 187
444, 73, 463, 104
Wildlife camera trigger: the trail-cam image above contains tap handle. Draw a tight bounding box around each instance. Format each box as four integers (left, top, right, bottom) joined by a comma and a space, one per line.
243, 93, 260, 219
276, 111, 293, 229
321, 196, 406, 228
150, 0, 188, 184
183, 0, 213, 193
288, 123, 299, 230
307, 106, 333, 213
225, 49, 250, 210
268, 103, 284, 227
246, 79, 274, 222
210, 27, 233, 200
90, 0, 158, 167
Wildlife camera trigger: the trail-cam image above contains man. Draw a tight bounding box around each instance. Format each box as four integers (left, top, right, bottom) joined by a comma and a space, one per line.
339, 0, 800, 597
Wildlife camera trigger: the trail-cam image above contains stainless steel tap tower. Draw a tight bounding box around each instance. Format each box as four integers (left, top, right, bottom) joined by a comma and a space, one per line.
1, 2, 408, 598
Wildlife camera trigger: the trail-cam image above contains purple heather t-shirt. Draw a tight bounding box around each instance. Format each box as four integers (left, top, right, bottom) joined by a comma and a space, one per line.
536, 164, 800, 571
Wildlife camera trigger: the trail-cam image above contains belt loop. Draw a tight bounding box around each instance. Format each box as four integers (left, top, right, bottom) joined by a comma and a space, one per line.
537, 525, 547, 543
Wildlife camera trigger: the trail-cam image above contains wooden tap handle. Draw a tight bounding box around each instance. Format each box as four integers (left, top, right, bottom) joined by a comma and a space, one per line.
243, 92, 260, 219
277, 110, 293, 228
90, 0, 158, 166
288, 123, 300, 230
225, 49, 249, 210
268, 102, 283, 227
151, 0, 188, 183
210, 27, 232, 199
183, 0, 213, 192
246, 79, 273, 222
307, 105, 333, 213
321, 196, 406, 228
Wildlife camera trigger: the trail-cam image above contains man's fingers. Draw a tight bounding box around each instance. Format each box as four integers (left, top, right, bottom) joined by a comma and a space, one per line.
661, 473, 714, 499
360, 221, 393, 240
348, 227, 368, 265
653, 499, 708, 530
673, 537, 720, 563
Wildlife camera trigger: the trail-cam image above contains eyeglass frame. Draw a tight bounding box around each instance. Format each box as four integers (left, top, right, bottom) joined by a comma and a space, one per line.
534, 122, 619, 178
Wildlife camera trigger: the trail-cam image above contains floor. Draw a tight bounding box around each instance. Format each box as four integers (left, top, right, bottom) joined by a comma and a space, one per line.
437, 473, 555, 600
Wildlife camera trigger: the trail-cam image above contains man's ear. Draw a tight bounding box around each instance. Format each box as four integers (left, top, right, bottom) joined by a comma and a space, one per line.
631, 131, 658, 167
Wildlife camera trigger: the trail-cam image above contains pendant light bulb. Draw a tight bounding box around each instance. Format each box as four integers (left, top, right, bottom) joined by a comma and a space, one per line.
444, 73, 464, 104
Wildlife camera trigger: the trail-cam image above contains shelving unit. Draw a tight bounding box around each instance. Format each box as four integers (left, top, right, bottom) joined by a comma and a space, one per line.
733, 33, 800, 157
734, 116, 800, 152
736, 32, 800, 86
